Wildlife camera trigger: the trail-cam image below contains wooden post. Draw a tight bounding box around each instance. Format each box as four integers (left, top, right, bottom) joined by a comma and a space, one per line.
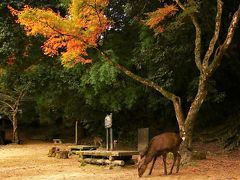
138, 128, 149, 152
110, 127, 113, 151
106, 128, 109, 150
75, 121, 78, 145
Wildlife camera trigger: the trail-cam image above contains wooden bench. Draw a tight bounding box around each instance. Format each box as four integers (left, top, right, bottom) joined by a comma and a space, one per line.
77, 150, 139, 166
53, 139, 62, 144
68, 145, 97, 155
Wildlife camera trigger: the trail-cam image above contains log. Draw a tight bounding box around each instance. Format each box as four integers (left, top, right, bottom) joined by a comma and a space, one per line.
82, 158, 125, 166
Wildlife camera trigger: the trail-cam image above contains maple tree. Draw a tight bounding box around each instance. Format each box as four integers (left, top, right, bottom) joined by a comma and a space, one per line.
8, 0, 109, 67
145, 4, 178, 33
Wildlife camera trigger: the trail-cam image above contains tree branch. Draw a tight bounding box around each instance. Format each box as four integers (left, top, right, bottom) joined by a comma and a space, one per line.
176, 0, 202, 72
0, 100, 14, 111
98, 49, 186, 135
13, 87, 27, 109
0, 92, 17, 102
222, 5, 240, 50
202, 0, 223, 70
99, 50, 175, 100
207, 4, 240, 76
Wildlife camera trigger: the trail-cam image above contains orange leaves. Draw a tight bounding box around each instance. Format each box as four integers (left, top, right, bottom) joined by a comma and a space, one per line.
69, 0, 108, 17
42, 36, 66, 56
145, 4, 178, 33
8, 0, 109, 67
7, 4, 19, 16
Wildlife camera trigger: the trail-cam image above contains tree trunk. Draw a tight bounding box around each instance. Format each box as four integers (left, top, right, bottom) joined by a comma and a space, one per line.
180, 75, 208, 163
12, 112, 19, 144
185, 75, 208, 148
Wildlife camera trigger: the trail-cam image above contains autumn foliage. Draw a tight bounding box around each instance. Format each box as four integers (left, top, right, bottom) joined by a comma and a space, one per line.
8, 0, 179, 66
145, 4, 178, 33
8, 0, 109, 67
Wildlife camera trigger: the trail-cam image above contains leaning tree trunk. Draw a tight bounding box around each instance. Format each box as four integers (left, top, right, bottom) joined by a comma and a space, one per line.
12, 111, 19, 144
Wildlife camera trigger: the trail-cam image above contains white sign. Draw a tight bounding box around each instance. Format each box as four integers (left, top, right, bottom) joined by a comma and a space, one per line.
104, 113, 112, 128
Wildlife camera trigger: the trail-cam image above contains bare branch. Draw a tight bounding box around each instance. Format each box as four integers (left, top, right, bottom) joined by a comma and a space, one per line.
0, 100, 14, 111
222, 5, 240, 50
0, 92, 17, 102
202, 0, 223, 69
13, 87, 28, 108
208, 4, 240, 76
176, 0, 202, 72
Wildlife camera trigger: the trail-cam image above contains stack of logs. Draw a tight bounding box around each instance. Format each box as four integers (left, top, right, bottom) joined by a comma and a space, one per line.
81, 158, 125, 166
48, 147, 69, 159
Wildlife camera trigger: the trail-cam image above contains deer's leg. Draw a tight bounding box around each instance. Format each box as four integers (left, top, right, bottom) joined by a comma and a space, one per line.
169, 152, 177, 175
176, 152, 181, 173
162, 153, 167, 175
148, 156, 157, 175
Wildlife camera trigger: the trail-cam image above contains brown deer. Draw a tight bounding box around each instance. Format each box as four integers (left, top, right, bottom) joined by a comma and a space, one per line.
93, 136, 103, 147
137, 132, 182, 177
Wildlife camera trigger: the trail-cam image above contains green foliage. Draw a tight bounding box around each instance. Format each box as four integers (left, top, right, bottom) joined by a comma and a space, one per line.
81, 59, 119, 93
79, 57, 141, 111
58, 0, 71, 9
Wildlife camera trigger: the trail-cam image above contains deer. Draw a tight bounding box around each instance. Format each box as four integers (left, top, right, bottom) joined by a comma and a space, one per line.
137, 132, 182, 177
93, 136, 103, 147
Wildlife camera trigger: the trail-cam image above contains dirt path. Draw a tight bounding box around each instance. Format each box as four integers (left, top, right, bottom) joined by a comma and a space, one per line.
0, 141, 239, 180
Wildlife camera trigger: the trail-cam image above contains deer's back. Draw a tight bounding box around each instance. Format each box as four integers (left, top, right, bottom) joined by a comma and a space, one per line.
149, 132, 182, 154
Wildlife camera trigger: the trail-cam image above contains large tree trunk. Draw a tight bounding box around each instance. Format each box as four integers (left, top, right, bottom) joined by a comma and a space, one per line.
183, 75, 208, 149
12, 111, 19, 144
180, 75, 208, 163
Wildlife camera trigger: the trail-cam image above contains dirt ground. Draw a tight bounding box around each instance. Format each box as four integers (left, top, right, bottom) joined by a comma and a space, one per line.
0, 140, 240, 180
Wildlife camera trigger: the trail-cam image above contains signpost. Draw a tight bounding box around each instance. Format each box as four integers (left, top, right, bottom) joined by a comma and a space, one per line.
105, 113, 113, 151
